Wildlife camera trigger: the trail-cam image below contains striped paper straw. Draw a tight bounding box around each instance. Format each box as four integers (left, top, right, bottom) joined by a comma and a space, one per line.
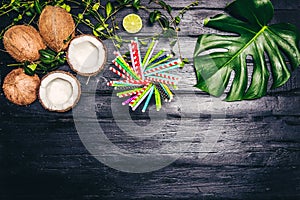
115, 58, 140, 80
129, 44, 139, 76
112, 60, 132, 79
109, 67, 128, 79
114, 53, 139, 79
146, 54, 173, 69
117, 88, 143, 98
129, 84, 150, 107
145, 76, 177, 85
130, 83, 152, 108
122, 95, 137, 105
121, 79, 151, 85
130, 40, 143, 79
132, 85, 154, 111
154, 72, 181, 81
116, 57, 136, 75
144, 59, 182, 76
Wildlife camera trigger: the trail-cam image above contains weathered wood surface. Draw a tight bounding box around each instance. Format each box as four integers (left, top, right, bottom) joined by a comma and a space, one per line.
1, 0, 300, 199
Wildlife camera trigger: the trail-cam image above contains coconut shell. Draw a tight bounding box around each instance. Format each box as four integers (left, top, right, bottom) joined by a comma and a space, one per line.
38, 6, 75, 52
67, 35, 107, 76
3, 68, 40, 106
3, 25, 46, 62
38, 70, 81, 112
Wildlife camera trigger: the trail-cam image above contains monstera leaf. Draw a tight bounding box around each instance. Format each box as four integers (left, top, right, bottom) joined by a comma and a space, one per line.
193, 0, 300, 101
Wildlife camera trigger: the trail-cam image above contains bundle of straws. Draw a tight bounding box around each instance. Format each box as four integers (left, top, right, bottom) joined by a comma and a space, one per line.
107, 38, 182, 112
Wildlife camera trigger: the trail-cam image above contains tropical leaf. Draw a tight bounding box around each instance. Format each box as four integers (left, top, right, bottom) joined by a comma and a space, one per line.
193, 0, 300, 101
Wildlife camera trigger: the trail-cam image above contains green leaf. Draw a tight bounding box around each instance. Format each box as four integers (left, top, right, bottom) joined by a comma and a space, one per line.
170, 39, 177, 48
166, 5, 172, 14
94, 23, 109, 32
34, 0, 42, 14
162, 28, 176, 38
92, 2, 100, 11
158, 1, 167, 8
133, 0, 141, 10
78, 13, 83, 20
175, 16, 181, 25
149, 10, 161, 24
160, 17, 169, 29
105, 1, 113, 17
193, 0, 300, 101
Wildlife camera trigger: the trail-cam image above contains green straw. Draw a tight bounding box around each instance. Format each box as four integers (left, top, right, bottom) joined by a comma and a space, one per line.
154, 86, 162, 111
146, 54, 173, 70
142, 40, 157, 67
115, 58, 140, 80
147, 49, 166, 66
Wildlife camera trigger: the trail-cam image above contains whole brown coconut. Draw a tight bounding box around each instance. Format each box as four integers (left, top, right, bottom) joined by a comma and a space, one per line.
3, 68, 40, 106
38, 6, 75, 52
3, 25, 46, 62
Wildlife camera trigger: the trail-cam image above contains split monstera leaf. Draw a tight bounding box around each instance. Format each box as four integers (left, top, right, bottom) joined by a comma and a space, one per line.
193, 0, 300, 101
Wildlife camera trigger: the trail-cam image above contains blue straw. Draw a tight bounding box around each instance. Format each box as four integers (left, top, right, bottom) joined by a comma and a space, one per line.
142, 86, 154, 112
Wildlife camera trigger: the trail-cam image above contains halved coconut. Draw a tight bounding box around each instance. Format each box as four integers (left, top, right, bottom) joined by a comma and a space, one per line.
67, 35, 107, 76
39, 71, 81, 112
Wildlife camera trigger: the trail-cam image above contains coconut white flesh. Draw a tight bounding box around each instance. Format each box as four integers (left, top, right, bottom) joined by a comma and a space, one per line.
68, 36, 106, 75
39, 72, 80, 112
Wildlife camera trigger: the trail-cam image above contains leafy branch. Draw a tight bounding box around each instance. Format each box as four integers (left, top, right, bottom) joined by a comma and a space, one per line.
0, 0, 196, 74
148, 0, 199, 64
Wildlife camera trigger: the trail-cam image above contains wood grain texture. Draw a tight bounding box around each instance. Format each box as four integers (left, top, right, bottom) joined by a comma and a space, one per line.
1, 0, 300, 200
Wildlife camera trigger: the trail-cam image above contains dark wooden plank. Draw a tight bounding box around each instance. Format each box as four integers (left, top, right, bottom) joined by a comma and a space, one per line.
1, 114, 299, 199
147, 0, 300, 10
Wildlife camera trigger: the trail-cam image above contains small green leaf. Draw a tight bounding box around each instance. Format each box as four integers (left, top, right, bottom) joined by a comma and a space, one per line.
139, 40, 148, 46
65, 5, 71, 12
114, 35, 122, 43
175, 16, 181, 25
34, 0, 42, 14
149, 10, 161, 24
92, 2, 100, 11
163, 28, 177, 38
28, 63, 37, 71
105, 1, 113, 17
133, 0, 141, 10
63, 34, 72, 44
183, 58, 190, 64
115, 43, 121, 49
170, 39, 177, 47
160, 17, 169, 29
158, 1, 167, 8
24, 62, 36, 76
95, 23, 109, 32
25, 11, 33, 17
166, 5, 172, 14
93, 29, 101, 37
78, 13, 84, 20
